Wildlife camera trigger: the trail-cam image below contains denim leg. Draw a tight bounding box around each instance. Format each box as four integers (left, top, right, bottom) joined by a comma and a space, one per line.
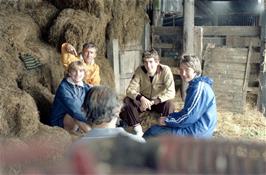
143, 125, 173, 139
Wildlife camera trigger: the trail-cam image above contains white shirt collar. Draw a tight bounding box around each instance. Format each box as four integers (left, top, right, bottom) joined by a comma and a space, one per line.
66, 77, 84, 87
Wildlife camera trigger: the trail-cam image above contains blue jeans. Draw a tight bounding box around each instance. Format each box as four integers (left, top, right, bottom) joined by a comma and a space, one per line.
143, 125, 173, 139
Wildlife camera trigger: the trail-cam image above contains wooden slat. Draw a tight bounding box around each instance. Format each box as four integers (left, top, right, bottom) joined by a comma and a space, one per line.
205, 63, 246, 72
207, 72, 245, 80
153, 26, 259, 37
213, 79, 244, 87
152, 26, 182, 35
226, 36, 261, 47
203, 37, 225, 46
153, 43, 175, 49
203, 26, 259, 36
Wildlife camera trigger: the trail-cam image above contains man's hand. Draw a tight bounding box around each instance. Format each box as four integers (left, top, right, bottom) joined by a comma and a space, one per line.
158, 117, 166, 126
66, 44, 78, 56
153, 98, 160, 105
139, 96, 154, 112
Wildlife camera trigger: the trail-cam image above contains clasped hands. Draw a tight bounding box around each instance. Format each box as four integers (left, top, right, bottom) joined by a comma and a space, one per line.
139, 96, 157, 112
139, 96, 166, 126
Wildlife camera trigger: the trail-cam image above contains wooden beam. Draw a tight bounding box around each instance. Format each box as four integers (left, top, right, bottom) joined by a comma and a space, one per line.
152, 43, 175, 49
203, 26, 260, 36
182, 0, 195, 101
226, 36, 261, 47
152, 26, 260, 37
152, 26, 182, 36
107, 39, 120, 94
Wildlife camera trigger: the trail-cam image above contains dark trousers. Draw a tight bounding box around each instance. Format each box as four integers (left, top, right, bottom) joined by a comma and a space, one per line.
143, 125, 173, 139
119, 97, 175, 127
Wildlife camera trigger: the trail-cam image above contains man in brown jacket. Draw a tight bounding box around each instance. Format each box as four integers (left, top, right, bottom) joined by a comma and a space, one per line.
120, 48, 176, 136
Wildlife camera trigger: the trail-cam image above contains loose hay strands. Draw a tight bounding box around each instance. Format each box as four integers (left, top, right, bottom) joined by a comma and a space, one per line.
215, 104, 266, 142
141, 96, 266, 142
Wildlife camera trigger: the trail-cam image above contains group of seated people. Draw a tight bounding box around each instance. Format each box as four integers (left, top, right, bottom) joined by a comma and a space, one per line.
49, 42, 218, 143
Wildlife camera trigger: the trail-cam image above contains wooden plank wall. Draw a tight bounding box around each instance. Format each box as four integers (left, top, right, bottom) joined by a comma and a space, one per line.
151, 26, 260, 113
203, 48, 248, 113
203, 26, 260, 99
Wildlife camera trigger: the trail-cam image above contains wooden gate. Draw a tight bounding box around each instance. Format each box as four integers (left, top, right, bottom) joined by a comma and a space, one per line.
107, 39, 142, 95
203, 47, 251, 113
151, 26, 260, 113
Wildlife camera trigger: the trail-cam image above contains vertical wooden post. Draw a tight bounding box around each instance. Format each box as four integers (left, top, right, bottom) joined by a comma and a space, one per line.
181, 0, 195, 100
183, 0, 194, 54
258, 1, 266, 115
107, 39, 120, 94
153, 0, 161, 26
144, 23, 151, 50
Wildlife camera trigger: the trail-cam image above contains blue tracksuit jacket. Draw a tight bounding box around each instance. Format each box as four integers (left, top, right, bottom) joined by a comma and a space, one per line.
144, 76, 217, 138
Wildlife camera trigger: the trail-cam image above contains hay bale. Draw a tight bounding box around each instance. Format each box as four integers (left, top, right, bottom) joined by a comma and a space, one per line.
52, 0, 111, 17
27, 1, 59, 37
0, 89, 39, 137
106, 0, 149, 48
48, 8, 109, 54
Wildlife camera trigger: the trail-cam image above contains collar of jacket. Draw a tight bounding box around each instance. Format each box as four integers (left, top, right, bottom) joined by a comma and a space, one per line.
66, 77, 84, 87
141, 64, 163, 75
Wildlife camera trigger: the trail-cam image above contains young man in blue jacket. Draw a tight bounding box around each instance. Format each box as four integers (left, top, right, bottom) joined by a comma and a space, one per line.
50, 60, 91, 133
144, 54, 217, 138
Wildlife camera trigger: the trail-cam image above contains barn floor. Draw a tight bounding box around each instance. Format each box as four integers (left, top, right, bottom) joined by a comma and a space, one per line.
138, 93, 266, 142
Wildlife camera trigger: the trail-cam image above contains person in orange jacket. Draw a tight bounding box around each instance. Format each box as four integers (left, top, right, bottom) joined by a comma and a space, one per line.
61, 42, 101, 86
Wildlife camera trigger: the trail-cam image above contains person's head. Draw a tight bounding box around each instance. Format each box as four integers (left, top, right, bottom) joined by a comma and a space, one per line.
67, 61, 86, 83
82, 42, 97, 64
179, 54, 202, 82
83, 86, 121, 128
142, 48, 160, 76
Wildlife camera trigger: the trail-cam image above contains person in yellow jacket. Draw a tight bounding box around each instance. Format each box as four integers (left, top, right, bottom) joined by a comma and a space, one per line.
61, 42, 101, 86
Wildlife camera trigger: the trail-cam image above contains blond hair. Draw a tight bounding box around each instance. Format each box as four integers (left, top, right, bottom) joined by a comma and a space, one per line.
67, 60, 86, 75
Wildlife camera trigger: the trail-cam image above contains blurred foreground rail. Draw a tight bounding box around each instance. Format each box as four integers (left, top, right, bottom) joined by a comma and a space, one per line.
1, 136, 266, 174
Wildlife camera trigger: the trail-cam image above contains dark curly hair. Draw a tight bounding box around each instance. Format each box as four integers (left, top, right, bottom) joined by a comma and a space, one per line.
82, 86, 121, 126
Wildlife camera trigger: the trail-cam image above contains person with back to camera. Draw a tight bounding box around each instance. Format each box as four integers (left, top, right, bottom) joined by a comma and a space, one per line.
76, 86, 145, 143
143, 54, 217, 139
61, 42, 100, 86
50, 60, 91, 133
119, 48, 176, 136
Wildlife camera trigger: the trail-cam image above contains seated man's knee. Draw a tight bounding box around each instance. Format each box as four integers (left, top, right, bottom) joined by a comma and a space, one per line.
123, 97, 133, 105
166, 100, 175, 112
